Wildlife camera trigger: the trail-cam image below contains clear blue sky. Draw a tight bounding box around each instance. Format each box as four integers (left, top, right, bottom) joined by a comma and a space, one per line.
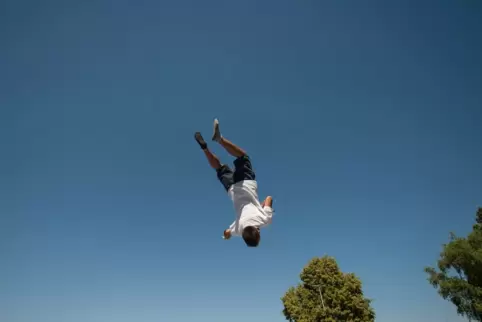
1, 0, 481, 321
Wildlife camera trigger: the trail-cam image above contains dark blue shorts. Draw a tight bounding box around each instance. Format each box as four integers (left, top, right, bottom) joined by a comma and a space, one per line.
216, 155, 256, 191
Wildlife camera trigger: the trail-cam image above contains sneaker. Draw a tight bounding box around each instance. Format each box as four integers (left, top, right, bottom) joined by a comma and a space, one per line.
194, 132, 207, 149
212, 118, 222, 142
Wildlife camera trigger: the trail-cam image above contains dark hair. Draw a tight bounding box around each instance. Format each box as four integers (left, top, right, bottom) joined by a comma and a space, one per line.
242, 226, 260, 247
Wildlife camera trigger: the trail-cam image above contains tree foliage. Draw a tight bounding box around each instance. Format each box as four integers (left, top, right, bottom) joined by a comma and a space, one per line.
425, 207, 482, 321
281, 256, 375, 322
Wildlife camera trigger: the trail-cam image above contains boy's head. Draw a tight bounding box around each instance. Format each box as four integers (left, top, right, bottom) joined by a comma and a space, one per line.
242, 226, 260, 247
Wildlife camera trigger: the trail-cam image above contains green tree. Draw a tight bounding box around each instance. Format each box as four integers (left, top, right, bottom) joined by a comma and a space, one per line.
281, 256, 375, 322
425, 207, 482, 321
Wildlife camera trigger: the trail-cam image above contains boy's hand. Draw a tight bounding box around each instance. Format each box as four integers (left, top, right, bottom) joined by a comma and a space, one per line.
223, 229, 231, 240
262, 196, 273, 208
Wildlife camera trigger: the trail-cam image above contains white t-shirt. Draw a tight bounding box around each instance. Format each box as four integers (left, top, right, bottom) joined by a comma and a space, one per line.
227, 180, 274, 236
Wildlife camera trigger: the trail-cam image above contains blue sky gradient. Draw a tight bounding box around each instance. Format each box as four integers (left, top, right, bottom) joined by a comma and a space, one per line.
1, 1, 481, 321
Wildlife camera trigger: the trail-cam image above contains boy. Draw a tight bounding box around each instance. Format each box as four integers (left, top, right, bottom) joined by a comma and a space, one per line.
194, 119, 274, 247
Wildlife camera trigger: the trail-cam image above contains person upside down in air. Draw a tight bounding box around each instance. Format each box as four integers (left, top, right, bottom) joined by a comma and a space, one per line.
194, 118, 274, 247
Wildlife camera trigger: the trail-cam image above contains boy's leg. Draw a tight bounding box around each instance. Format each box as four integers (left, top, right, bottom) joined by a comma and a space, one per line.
195, 132, 221, 169
194, 132, 234, 191
211, 119, 255, 182
211, 119, 246, 158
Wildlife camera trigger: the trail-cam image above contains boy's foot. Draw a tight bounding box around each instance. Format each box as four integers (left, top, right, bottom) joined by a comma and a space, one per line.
212, 118, 222, 142
194, 132, 207, 150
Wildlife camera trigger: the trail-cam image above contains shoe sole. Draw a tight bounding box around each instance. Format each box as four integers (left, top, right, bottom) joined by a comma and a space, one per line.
212, 118, 220, 141
195, 132, 207, 146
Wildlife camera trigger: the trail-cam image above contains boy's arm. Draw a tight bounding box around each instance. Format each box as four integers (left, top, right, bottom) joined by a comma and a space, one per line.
223, 229, 232, 240
261, 196, 274, 225
262, 196, 273, 208
222, 221, 237, 240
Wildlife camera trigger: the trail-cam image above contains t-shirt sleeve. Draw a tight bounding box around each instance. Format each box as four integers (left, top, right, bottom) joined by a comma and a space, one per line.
228, 221, 240, 236
262, 206, 274, 224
